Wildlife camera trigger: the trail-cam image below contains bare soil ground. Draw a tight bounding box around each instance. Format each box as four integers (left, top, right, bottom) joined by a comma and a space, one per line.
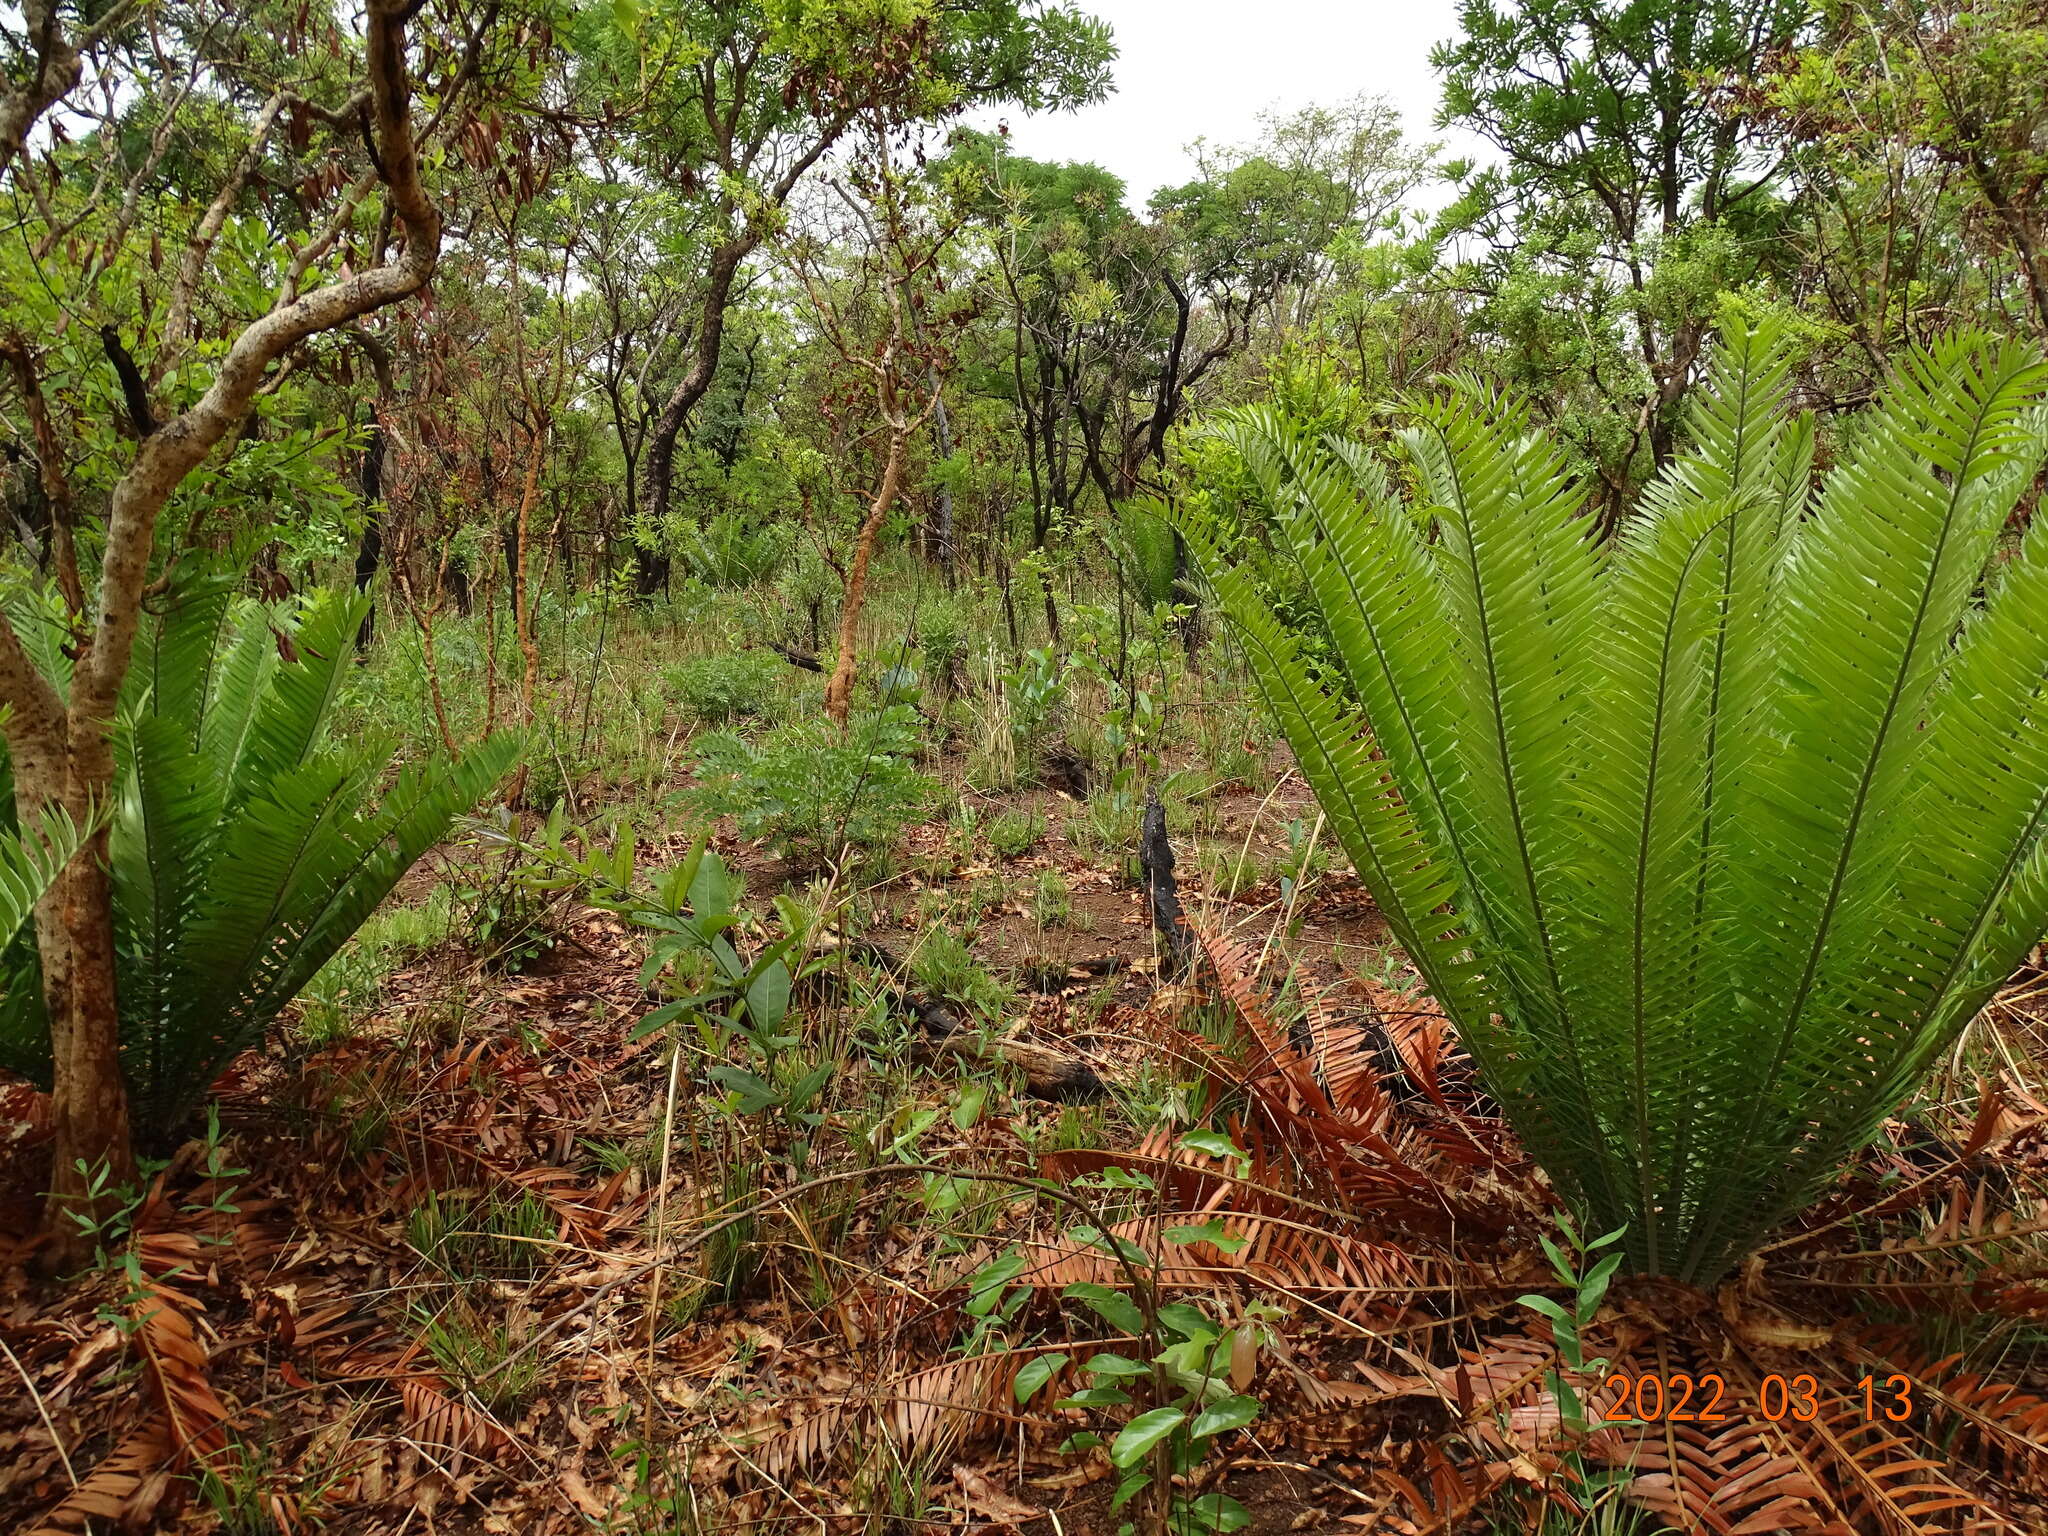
5, 754, 2045, 1536
0, 761, 1415, 1534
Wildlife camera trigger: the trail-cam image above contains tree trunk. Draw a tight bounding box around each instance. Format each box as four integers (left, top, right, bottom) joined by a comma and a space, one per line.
350, 330, 396, 650
8, 676, 133, 1205
928, 374, 955, 577
1147, 270, 1193, 470
824, 432, 907, 727
506, 423, 546, 804
352, 413, 387, 650
638, 238, 749, 599
0, 0, 455, 1255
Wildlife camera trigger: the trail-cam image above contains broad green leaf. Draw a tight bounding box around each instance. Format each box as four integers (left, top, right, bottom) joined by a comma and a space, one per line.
1109, 1407, 1186, 1468
1014, 1353, 1068, 1402
1179, 1130, 1244, 1163
1155, 1303, 1218, 1343
1189, 1394, 1261, 1439
708, 1066, 778, 1114
1163, 1219, 1248, 1254
952, 1080, 988, 1130
1064, 1282, 1145, 1335
744, 962, 791, 1032
1057, 1385, 1133, 1408
1517, 1295, 1572, 1328
1083, 1352, 1150, 1379
1180, 1493, 1253, 1532
1069, 1225, 1153, 1268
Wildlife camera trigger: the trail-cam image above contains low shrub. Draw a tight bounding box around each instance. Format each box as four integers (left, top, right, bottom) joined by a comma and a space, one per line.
691, 704, 935, 866
677, 511, 791, 588
919, 597, 970, 693
0, 579, 514, 1145
1180, 322, 2048, 1281
1031, 868, 1073, 929
1201, 843, 1263, 899
911, 928, 1015, 1021
985, 809, 1044, 860
666, 650, 784, 725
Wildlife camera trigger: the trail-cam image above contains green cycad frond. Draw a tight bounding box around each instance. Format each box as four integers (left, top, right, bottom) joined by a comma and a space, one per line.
1405, 383, 1622, 1210
1216, 409, 1468, 868
1765, 509, 2048, 1222
1639, 310, 1798, 519
1686, 341, 2048, 1274
0, 800, 92, 1079
1162, 503, 1495, 1027
2, 581, 76, 698
1186, 321, 2048, 1281
0, 577, 517, 1142
229, 588, 366, 797
197, 614, 279, 786
0, 806, 88, 954
125, 572, 237, 747
1565, 498, 1735, 1273
1909, 529, 2048, 1028
113, 712, 228, 1086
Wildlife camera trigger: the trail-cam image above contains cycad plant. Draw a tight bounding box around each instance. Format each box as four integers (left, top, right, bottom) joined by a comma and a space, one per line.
0, 576, 516, 1144
0, 796, 88, 954
1170, 321, 2048, 1283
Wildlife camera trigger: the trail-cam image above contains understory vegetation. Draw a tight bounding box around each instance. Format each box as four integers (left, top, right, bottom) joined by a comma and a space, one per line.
3, 0, 2048, 1533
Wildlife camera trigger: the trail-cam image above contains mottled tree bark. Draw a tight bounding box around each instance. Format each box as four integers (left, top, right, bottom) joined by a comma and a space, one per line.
635, 243, 749, 597
0, 0, 459, 1251
350, 330, 397, 650
636, 113, 851, 598
824, 432, 907, 727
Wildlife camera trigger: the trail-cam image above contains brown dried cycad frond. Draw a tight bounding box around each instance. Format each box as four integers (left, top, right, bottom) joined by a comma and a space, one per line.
1016, 1207, 1446, 1326
1418, 1301, 2045, 1536
1616, 1413, 1835, 1536
749, 1351, 1031, 1481
131, 1278, 233, 1469
1366, 1438, 1513, 1536
1785, 1178, 2048, 1321
1029, 1126, 1497, 1322
1842, 1335, 2048, 1496
398, 1376, 512, 1468
26, 1211, 238, 1532
1166, 917, 1538, 1238
21, 1421, 177, 1536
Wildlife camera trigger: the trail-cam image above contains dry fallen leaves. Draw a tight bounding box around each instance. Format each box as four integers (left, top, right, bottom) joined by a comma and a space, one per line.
949, 1463, 1042, 1525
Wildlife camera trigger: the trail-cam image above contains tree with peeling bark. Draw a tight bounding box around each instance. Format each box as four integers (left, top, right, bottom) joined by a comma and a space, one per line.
784, 120, 976, 727
0, 0, 501, 1250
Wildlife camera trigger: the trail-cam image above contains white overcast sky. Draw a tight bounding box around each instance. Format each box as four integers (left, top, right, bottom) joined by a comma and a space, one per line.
967, 0, 1482, 211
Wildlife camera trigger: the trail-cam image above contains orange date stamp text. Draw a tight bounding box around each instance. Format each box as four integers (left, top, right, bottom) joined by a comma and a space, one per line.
1598, 1372, 1917, 1424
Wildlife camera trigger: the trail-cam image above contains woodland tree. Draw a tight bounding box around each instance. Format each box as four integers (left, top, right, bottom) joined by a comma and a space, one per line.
0, 0, 501, 1246
785, 119, 971, 724
567, 0, 1112, 594
1754, 0, 2048, 344
1435, 0, 1809, 503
